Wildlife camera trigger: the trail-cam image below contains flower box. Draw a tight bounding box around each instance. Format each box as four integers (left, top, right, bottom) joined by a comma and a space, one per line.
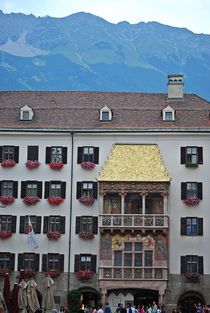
45, 269, 60, 278
185, 162, 198, 168
81, 162, 95, 170
1, 159, 16, 168
0, 268, 10, 277
184, 198, 200, 206
47, 231, 61, 240
184, 272, 200, 283
22, 268, 36, 278
47, 197, 64, 205
0, 196, 15, 205
23, 196, 40, 205
0, 230, 12, 239
79, 232, 95, 240
25, 160, 40, 169
79, 196, 94, 206
49, 162, 64, 170
76, 270, 94, 280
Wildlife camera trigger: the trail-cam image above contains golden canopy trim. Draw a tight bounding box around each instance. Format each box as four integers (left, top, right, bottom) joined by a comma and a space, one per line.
97, 144, 170, 182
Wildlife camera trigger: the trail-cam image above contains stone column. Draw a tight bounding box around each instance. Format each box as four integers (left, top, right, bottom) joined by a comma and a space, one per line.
120, 193, 126, 215
161, 192, 168, 215
140, 192, 147, 215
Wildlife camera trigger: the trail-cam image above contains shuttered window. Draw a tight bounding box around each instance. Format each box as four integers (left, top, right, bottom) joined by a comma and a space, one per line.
181, 182, 202, 200
27, 146, 39, 161
0, 181, 18, 198
19, 216, 41, 234
0, 253, 15, 271
181, 255, 203, 275
0, 146, 19, 163
74, 254, 97, 272
77, 147, 99, 164
45, 181, 66, 198
42, 254, 64, 272
181, 217, 203, 236
45, 147, 67, 164
0, 215, 16, 232
75, 216, 98, 234
21, 181, 42, 198
180, 147, 203, 165
18, 253, 39, 271
76, 182, 98, 199
43, 216, 65, 233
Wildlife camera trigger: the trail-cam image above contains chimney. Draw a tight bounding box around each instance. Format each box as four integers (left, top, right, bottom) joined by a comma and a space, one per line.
167, 74, 184, 99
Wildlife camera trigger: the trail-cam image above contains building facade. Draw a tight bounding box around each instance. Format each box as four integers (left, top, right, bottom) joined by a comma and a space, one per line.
0, 75, 210, 312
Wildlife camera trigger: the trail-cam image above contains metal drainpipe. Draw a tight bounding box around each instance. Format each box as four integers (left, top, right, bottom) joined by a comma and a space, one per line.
67, 131, 74, 291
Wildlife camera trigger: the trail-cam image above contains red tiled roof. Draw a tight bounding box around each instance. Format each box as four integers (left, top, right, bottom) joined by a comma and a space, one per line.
0, 91, 210, 130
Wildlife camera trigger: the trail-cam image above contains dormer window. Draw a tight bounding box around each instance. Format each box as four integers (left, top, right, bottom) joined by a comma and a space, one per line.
20, 105, 34, 121
162, 105, 175, 121
100, 105, 112, 121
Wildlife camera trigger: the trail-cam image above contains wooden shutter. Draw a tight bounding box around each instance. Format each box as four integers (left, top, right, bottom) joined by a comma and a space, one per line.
76, 182, 82, 199
180, 256, 186, 274
37, 182, 42, 199
91, 255, 97, 272
59, 255, 64, 272
60, 217, 65, 234
14, 146, 19, 163
197, 147, 203, 164
92, 217, 98, 234
21, 181, 26, 198
44, 182, 50, 199
34, 254, 40, 272
180, 218, 187, 235
75, 217, 81, 234
9, 253, 15, 271
43, 217, 49, 233
61, 182, 66, 199
74, 255, 80, 272
92, 182, 98, 199
11, 216, 16, 233
19, 216, 25, 234
0, 181, 2, 196
42, 254, 47, 271
181, 183, 186, 200
27, 146, 39, 161
18, 254, 24, 271
62, 147, 67, 164
13, 181, 18, 198
198, 183, 203, 200
198, 218, 203, 236
198, 256, 203, 274
77, 147, 83, 164
180, 147, 186, 164
36, 216, 42, 234
45, 147, 51, 164
94, 147, 99, 164
0, 146, 2, 163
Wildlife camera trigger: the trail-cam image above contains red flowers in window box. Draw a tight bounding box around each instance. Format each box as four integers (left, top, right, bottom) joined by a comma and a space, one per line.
76, 270, 94, 280
25, 160, 40, 169
184, 198, 200, 206
184, 272, 199, 279
49, 162, 64, 170
79, 196, 94, 206
23, 196, 40, 205
0, 230, 12, 239
1, 159, 16, 167
47, 231, 61, 240
0, 196, 15, 205
45, 269, 60, 277
79, 232, 95, 240
81, 162, 95, 170
22, 268, 36, 278
47, 197, 64, 205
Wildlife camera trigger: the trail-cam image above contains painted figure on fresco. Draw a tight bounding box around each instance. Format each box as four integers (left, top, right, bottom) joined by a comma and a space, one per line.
100, 234, 112, 259
155, 235, 167, 260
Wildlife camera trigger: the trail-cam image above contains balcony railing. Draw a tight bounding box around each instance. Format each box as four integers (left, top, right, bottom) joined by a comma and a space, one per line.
99, 214, 168, 229
99, 267, 168, 280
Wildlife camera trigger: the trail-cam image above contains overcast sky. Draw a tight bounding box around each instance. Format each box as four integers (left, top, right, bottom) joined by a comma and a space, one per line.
1, 0, 210, 34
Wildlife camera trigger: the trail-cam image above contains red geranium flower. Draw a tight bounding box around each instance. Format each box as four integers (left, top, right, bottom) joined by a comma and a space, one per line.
47, 197, 64, 205
49, 162, 64, 170
47, 231, 61, 240
0, 230, 12, 239
1, 159, 16, 167
45, 269, 60, 277
79, 196, 94, 206
23, 196, 40, 205
25, 160, 40, 169
184, 198, 199, 206
79, 232, 95, 240
81, 162, 95, 170
76, 270, 94, 280
0, 196, 15, 205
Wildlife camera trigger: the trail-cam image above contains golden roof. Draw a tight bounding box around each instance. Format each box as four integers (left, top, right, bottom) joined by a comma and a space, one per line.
97, 144, 170, 182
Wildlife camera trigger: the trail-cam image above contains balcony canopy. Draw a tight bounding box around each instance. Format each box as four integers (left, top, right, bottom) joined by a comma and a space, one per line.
97, 144, 170, 182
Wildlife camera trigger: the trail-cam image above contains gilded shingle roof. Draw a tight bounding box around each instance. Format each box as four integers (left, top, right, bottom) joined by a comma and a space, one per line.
97, 144, 170, 182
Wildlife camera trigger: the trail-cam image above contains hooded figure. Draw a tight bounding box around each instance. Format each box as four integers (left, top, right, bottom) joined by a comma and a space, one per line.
18, 279, 28, 313
27, 278, 40, 313
42, 275, 55, 313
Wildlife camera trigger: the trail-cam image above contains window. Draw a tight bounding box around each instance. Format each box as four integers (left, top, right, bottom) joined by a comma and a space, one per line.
114, 251, 122, 266
100, 105, 112, 121
76, 182, 98, 199
0, 253, 15, 271
0, 216, 16, 232
43, 216, 65, 233
19, 216, 41, 234
27, 146, 39, 161
45, 147, 67, 164
21, 181, 42, 198
0, 181, 18, 198
0, 146, 19, 163
20, 105, 34, 121
75, 216, 98, 234
74, 254, 97, 272
124, 193, 142, 214
42, 254, 64, 272
18, 253, 39, 271
77, 147, 99, 164
181, 182, 202, 200
181, 217, 203, 236
45, 181, 66, 199
162, 105, 175, 121
144, 251, 153, 267
181, 255, 203, 275
113, 242, 147, 268
104, 193, 121, 214
180, 147, 203, 165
